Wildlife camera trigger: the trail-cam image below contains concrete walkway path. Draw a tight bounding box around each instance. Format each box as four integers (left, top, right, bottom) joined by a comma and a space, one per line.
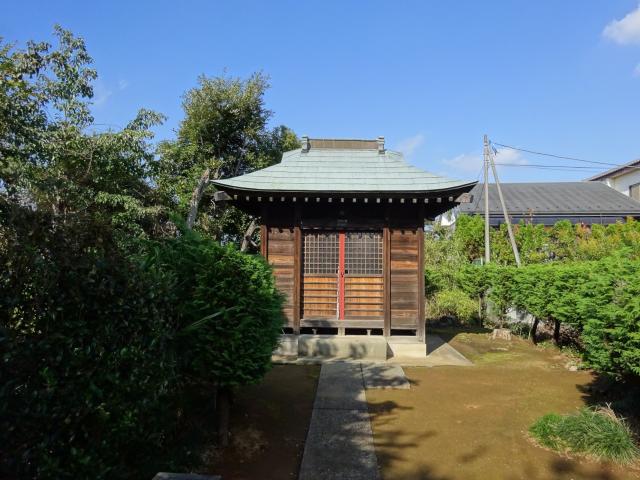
298, 363, 409, 480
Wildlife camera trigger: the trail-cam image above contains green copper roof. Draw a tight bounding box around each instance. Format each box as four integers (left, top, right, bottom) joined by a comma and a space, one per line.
212, 146, 474, 193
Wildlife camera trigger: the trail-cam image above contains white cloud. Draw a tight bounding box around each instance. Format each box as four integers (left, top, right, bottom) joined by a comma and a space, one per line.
441, 148, 528, 175
442, 153, 482, 174
603, 4, 640, 45
395, 133, 425, 157
118, 79, 129, 90
494, 147, 528, 165
92, 81, 112, 107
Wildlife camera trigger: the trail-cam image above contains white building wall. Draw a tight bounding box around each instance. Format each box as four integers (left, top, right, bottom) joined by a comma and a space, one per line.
605, 169, 640, 198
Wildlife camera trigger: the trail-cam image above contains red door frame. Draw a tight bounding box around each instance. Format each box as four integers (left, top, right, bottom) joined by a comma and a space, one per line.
338, 232, 346, 320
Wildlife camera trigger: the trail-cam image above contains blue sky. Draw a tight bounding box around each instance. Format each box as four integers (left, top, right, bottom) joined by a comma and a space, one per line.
4, 1, 640, 183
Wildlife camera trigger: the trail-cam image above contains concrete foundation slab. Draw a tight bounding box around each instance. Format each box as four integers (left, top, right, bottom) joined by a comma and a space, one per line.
273, 334, 473, 367
273, 333, 298, 356
361, 363, 410, 389
298, 334, 387, 361
387, 336, 427, 359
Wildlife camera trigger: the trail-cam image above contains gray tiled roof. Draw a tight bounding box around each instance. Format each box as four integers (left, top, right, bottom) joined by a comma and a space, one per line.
460, 182, 640, 215
212, 148, 474, 193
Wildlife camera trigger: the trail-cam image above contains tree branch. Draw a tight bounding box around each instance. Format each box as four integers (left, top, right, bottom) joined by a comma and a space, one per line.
240, 218, 258, 252
186, 168, 210, 230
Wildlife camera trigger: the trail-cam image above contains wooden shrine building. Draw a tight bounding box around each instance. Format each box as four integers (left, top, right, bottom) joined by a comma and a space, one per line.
213, 137, 476, 341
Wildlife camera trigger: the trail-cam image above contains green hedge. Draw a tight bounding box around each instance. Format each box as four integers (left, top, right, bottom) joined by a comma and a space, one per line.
456, 255, 640, 379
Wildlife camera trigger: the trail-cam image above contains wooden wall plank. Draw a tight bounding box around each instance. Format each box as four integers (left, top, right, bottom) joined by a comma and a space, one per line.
389, 228, 419, 329
267, 227, 295, 327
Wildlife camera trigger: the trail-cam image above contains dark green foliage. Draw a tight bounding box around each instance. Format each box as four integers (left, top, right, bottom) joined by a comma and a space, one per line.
0, 207, 179, 479
530, 407, 640, 464
146, 227, 285, 388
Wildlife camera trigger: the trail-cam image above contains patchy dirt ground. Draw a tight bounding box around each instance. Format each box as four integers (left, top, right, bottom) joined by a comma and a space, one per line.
201, 365, 319, 480
367, 329, 640, 480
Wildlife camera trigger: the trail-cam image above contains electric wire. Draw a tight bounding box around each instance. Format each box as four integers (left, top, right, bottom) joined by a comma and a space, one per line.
493, 141, 640, 172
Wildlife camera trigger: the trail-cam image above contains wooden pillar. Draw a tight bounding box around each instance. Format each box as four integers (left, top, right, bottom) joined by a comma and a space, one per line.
292, 205, 302, 334
293, 225, 301, 334
383, 226, 391, 337
260, 224, 268, 258
416, 224, 425, 342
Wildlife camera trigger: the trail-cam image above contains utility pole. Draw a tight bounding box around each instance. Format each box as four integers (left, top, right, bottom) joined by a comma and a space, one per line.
488, 141, 522, 267
483, 135, 491, 264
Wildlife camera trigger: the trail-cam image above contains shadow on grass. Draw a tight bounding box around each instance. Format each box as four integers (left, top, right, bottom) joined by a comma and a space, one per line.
577, 373, 640, 435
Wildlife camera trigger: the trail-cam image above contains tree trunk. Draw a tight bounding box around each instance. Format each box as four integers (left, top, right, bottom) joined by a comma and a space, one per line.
240, 219, 258, 252
553, 318, 561, 346
216, 387, 231, 447
186, 168, 210, 230
529, 317, 540, 344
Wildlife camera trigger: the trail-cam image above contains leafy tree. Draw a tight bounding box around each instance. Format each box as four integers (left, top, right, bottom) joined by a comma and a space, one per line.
1, 26, 290, 478
154, 73, 299, 246
0, 26, 166, 248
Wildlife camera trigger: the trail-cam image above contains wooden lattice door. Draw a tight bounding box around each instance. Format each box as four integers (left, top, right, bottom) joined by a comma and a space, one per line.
302, 231, 383, 321
302, 232, 339, 319
343, 232, 384, 320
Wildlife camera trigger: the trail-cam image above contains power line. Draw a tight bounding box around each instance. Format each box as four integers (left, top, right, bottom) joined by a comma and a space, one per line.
493, 141, 640, 171
494, 162, 603, 170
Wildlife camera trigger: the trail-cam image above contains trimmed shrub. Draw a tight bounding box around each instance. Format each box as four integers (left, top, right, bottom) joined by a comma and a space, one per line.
426, 289, 478, 323
145, 228, 284, 388
530, 407, 640, 464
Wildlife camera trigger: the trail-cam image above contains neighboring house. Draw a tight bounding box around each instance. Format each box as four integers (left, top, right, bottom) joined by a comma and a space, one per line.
586, 158, 640, 201
455, 182, 640, 226
212, 136, 475, 340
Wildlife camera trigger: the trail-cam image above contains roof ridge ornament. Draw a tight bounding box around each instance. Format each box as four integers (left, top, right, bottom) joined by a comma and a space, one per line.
301, 135, 310, 153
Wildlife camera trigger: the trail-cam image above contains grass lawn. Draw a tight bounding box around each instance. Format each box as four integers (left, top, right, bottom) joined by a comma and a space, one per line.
200, 365, 320, 480
367, 329, 640, 480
